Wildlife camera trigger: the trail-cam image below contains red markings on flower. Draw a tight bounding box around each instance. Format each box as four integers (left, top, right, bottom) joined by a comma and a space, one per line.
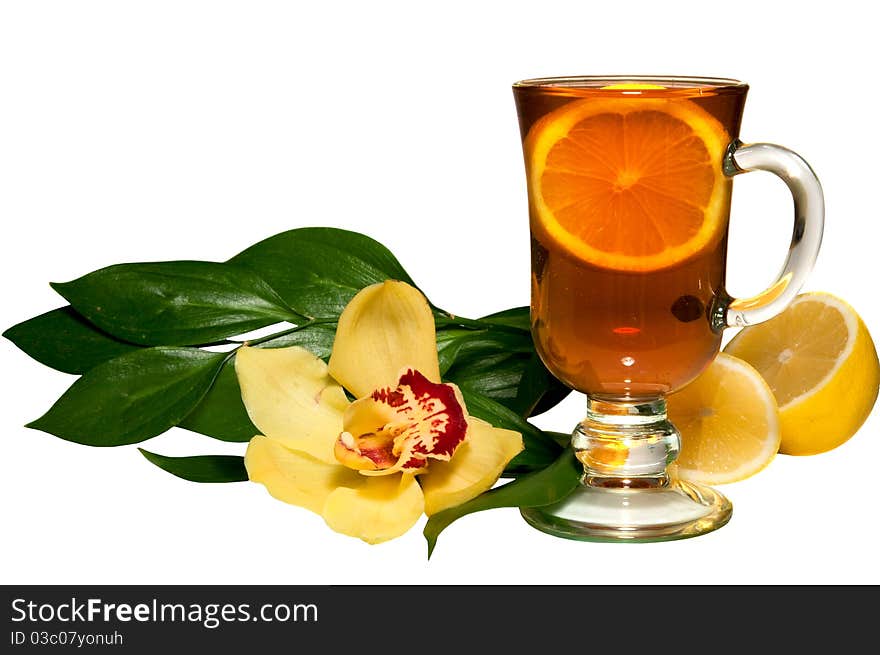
396, 369, 467, 459
402, 456, 427, 470
371, 387, 407, 408
334, 369, 469, 476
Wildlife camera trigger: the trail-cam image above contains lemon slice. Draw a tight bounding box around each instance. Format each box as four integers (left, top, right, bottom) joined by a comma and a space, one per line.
667, 353, 780, 484
724, 292, 880, 455
525, 96, 730, 272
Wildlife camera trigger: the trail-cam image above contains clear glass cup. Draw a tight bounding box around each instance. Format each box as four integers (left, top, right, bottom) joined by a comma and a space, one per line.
513, 76, 823, 541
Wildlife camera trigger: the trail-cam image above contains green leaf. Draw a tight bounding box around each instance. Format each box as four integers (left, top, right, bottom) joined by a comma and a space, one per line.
51, 261, 301, 346
452, 353, 528, 407
178, 322, 341, 443
479, 306, 531, 331
460, 390, 562, 475
438, 328, 530, 376
178, 358, 257, 442
3, 306, 141, 374
435, 308, 575, 418
435, 327, 478, 375
138, 449, 248, 483
528, 376, 574, 418
441, 328, 571, 417
424, 448, 581, 557
229, 227, 418, 319
546, 431, 573, 447
27, 347, 226, 446
514, 352, 572, 418
255, 321, 338, 360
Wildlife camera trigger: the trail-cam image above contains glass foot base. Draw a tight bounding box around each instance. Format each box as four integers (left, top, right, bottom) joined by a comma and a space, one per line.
520, 478, 732, 543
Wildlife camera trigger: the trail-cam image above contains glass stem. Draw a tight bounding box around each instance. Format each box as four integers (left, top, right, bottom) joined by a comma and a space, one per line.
572, 396, 680, 489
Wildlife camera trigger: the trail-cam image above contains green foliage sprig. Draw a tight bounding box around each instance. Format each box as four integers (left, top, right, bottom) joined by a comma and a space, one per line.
5, 227, 581, 550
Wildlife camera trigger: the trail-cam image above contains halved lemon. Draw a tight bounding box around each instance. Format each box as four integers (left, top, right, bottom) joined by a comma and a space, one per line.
724, 292, 880, 455
526, 96, 730, 272
667, 352, 780, 484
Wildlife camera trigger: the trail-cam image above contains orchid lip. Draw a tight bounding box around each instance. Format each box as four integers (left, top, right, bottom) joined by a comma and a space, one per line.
334, 368, 469, 475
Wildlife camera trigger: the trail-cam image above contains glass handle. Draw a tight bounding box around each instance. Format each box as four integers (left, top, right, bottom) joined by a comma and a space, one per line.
716, 141, 825, 329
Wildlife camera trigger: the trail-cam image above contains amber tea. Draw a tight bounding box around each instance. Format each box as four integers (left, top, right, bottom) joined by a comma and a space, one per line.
515, 79, 747, 398
530, 233, 727, 397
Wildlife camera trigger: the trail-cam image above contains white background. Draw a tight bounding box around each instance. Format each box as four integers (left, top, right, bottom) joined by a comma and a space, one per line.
1, 0, 877, 585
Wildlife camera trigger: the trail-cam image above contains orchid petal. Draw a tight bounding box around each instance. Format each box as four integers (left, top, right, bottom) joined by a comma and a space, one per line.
328, 281, 440, 398
235, 345, 348, 465
419, 419, 524, 515
245, 435, 364, 513
322, 474, 424, 544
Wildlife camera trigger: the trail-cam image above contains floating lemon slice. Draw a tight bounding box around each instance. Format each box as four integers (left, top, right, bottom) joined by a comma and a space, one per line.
724, 292, 880, 455
525, 94, 730, 272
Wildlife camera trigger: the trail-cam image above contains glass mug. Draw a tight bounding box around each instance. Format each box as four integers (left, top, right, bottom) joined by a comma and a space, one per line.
513, 76, 823, 541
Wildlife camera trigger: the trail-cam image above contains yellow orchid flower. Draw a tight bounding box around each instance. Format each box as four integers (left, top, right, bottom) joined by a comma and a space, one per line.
236, 280, 524, 544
